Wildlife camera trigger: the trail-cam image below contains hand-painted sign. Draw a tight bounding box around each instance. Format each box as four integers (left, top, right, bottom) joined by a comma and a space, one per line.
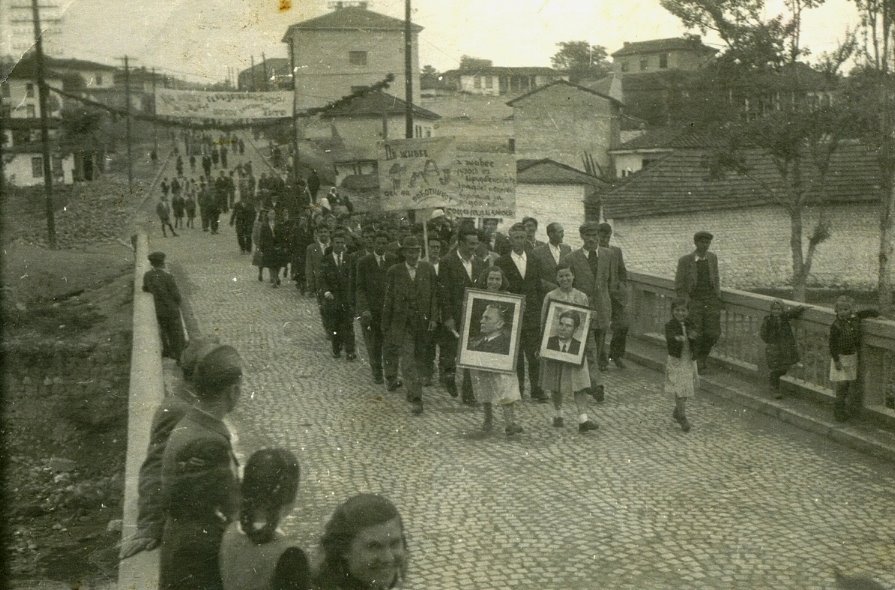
155, 89, 292, 119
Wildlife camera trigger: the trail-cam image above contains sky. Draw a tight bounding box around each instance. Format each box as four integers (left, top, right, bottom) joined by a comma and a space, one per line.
54, 0, 861, 83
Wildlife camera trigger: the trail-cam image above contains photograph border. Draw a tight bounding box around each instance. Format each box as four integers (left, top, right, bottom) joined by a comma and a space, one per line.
538, 299, 592, 365
457, 287, 525, 374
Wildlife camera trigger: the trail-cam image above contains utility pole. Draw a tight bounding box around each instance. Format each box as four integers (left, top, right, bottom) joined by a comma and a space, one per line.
151, 67, 158, 156
262, 52, 269, 91
251, 55, 257, 92
116, 55, 135, 195
31, 0, 57, 248
404, 0, 414, 139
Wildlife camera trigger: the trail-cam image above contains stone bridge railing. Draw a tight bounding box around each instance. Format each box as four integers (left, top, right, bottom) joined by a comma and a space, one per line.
627, 272, 895, 424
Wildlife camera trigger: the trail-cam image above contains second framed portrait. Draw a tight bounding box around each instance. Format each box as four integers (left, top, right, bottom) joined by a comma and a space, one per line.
457, 288, 525, 374
538, 300, 593, 365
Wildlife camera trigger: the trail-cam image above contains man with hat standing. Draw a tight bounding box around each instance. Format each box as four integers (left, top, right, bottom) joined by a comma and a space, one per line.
382, 235, 439, 415
142, 251, 185, 362
675, 231, 722, 373
562, 221, 620, 401
598, 223, 628, 370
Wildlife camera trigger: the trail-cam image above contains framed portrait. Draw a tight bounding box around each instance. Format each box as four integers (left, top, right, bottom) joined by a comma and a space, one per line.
538, 300, 593, 365
457, 288, 525, 374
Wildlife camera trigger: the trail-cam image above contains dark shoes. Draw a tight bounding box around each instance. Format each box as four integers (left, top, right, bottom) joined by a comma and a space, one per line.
444, 379, 458, 398
373, 375, 384, 385
591, 385, 605, 402
612, 357, 626, 369
411, 401, 423, 415
386, 379, 403, 392
505, 424, 523, 436
531, 393, 549, 404
552, 416, 564, 428
578, 420, 599, 433
332, 352, 341, 359
346, 353, 357, 361
673, 408, 692, 432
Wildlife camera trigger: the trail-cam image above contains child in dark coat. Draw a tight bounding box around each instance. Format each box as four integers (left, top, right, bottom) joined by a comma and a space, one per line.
829, 296, 879, 422
664, 299, 699, 432
760, 299, 807, 399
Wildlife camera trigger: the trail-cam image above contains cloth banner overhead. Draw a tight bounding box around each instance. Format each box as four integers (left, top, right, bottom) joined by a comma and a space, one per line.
154, 89, 293, 120
378, 138, 516, 216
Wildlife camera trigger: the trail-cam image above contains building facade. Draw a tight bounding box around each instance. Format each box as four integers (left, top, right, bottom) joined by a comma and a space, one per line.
237, 57, 292, 91
440, 67, 567, 97
282, 5, 422, 112
611, 36, 717, 76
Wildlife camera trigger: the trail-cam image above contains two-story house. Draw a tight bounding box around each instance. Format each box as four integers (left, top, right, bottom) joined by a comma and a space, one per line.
611, 36, 717, 76
440, 66, 567, 97
281, 3, 422, 112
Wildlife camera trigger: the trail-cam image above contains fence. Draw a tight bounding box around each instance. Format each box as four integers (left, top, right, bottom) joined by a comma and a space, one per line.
627, 272, 895, 422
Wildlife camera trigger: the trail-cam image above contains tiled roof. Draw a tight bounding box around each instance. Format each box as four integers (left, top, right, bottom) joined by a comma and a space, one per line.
46, 57, 117, 71
442, 67, 561, 77
282, 7, 421, 39
319, 91, 440, 120
517, 159, 608, 187
5, 58, 66, 81
611, 37, 717, 58
614, 126, 727, 151
506, 80, 620, 107
604, 142, 880, 219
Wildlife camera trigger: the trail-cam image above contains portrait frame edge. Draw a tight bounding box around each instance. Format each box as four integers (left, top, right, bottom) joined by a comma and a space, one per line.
538, 299, 592, 366
456, 287, 526, 374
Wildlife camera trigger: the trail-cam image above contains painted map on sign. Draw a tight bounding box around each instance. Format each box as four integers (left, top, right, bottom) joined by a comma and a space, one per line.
154, 89, 292, 119
378, 138, 516, 215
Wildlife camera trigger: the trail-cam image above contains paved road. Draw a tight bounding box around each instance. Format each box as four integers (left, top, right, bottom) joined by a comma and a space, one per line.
148, 147, 895, 590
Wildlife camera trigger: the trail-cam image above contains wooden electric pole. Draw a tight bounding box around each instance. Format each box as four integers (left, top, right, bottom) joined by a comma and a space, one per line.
261, 52, 269, 91
116, 55, 135, 195
404, 0, 414, 139
31, 0, 57, 248
151, 67, 158, 156
251, 55, 257, 92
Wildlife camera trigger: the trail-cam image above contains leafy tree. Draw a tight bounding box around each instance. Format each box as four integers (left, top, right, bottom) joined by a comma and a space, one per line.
550, 41, 611, 82
662, 0, 854, 301
458, 55, 492, 71
846, 0, 895, 313
420, 64, 440, 90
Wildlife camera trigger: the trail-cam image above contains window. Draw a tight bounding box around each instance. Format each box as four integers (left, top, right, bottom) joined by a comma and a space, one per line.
620, 61, 629, 73
485, 76, 493, 89
95, 74, 103, 85
26, 105, 35, 117
1, 105, 11, 118
659, 53, 668, 69
425, 128, 431, 138
52, 156, 63, 177
348, 51, 367, 66
414, 124, 422, 138
32, 156, 43, 178
639, 57, 648, 71
25, 83, 34, 97
473, 76, 481, 89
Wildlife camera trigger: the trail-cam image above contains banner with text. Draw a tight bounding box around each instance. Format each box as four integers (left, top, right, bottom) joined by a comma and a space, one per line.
378, 138, 516, 215
154, 89, 293, 120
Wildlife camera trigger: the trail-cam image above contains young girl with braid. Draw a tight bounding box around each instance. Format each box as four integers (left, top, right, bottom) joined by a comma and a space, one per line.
219, 448, 310, 590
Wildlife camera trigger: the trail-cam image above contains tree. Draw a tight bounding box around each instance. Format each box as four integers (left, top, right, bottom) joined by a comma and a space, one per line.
550, 41, 611, 83
662, 0, 851, 301
420, 64, 440, 90
458, 55, 492, 71
846, 0, 895, 314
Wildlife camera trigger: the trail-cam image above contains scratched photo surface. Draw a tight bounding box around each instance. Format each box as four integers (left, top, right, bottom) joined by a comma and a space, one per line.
5, 1, 894, 589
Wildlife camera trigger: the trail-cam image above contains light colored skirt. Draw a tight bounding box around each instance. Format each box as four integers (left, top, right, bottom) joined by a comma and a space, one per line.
539, 357, 591, 394
664, 344, 699, 399
829, 353, 858, 382
470, 369, 521, 405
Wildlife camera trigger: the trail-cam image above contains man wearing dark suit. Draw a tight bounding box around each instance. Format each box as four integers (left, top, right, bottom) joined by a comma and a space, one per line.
546, 308, 583, 355
142, 251, 184, 362
497, 223, 549, 403
423, 236, 447, 386
382, 236, 439, 415
532, 222, 572, 281
562, 221, 621, 400
355, 231, 399, 387
438, 225, 484, 404
522, 216, 547, 252
482, 217, 511, 256
674, 230, 721, 372
305, 225, 331, 331
599, 223, 629, 370
547, 336, 581, 355
469, 304, 511, 354
320, 230, 356, 360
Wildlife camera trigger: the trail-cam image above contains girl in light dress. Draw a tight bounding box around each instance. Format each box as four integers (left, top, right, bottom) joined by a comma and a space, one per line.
664, 298, 699, 432
539, 263, 598, 433
470, 266, 523, 437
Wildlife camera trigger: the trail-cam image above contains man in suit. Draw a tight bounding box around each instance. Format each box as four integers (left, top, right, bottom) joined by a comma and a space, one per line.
562, 221, 620, 400
675, 230, 721, 373
305, 225, 331, 332
423, 236, 447, 387
438, 224, 484, 405
142, 251, 184, 362
522, 217, 547, 251
497, 223, 549, 403
598, 223, 629, 370
546, 309, 582, 354
382, 236, 439, 415
532, 222, 572, 281
355, 231, 400, 388
482, 217, 511, 256
469, 304, 511, 354
320, 229, 356, 360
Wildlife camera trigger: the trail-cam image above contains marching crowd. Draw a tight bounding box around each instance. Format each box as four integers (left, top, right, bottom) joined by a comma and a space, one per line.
136, 141, 881, 589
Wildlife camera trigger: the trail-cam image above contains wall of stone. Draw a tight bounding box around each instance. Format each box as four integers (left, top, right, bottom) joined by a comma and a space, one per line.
511, 183, 588, 249
607, 203, 878, 290
511, 85, 619, 172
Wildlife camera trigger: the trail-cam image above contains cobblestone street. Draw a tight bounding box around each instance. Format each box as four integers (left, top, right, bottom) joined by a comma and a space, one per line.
149, 213, 895, 589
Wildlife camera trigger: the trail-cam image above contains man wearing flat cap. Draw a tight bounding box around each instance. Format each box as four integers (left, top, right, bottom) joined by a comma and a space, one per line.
675, 231, 721, 373
142, 251, 185, 362
382, 235, 439, 415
